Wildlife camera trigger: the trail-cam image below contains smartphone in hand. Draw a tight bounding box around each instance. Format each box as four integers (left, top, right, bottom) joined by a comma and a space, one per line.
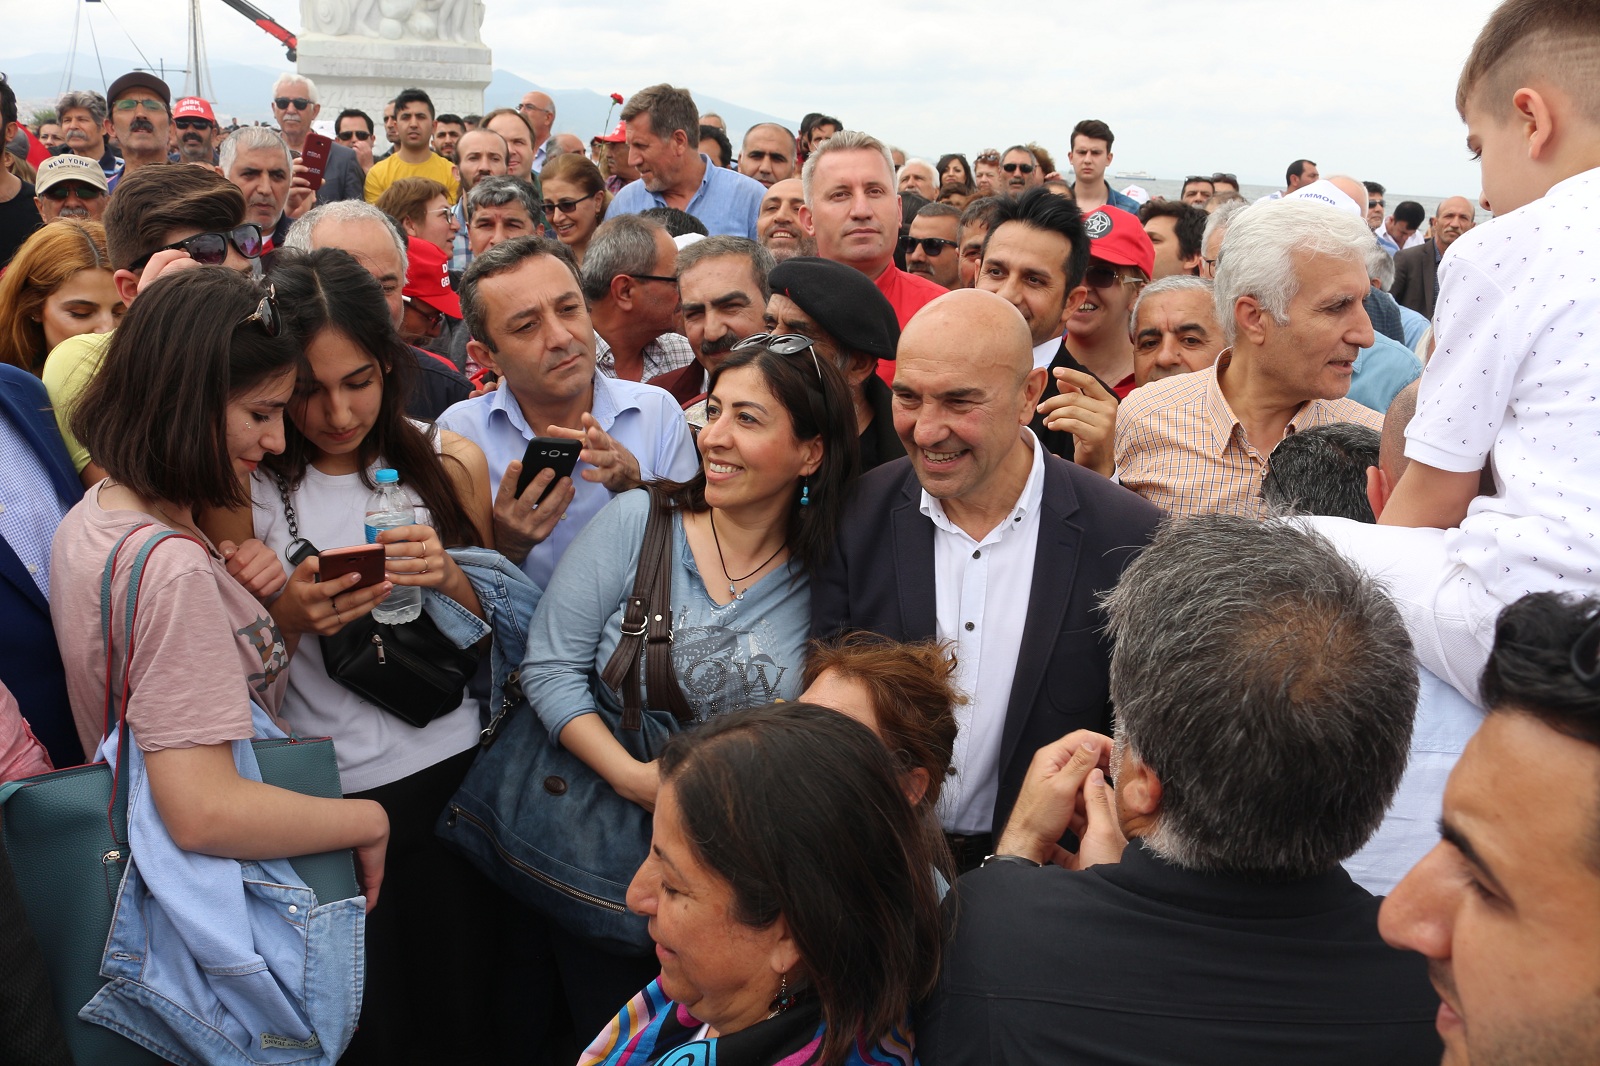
299, 130, 332, 193
317, 544, 385, 590
516, 436, 581, 501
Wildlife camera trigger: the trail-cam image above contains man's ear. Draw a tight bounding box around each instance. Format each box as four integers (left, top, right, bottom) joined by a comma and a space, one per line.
1234, 295, 1269, 346
1114, 749, 1163, 839
113, 269, 142, 307
609, 273, 636, 310
798, 203, 816, 237
1366, 465, 1391, 520
466, 337, 500, 375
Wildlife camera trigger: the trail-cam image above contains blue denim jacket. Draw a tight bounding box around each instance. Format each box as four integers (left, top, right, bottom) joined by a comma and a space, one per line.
81, 704, 364, 1066
425, 546, 544, 738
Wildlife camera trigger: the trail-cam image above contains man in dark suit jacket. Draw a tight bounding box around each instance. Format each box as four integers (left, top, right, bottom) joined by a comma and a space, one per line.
812, 290, 1160, 869
314, 141, 365, 205
0, 364, 85, 767
1391, 238, 1440, 319
917, 517, 1441, 1065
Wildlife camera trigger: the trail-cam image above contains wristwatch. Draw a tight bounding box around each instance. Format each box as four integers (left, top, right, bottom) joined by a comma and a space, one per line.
980, 853, 1044, 869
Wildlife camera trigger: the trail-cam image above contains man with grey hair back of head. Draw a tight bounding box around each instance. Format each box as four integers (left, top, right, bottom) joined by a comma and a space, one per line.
800, 130, 946, 356
1198, 198, 1248, 279
268, 72, 364, 204
280, 199, 472, 420
53, 89, 120, 179
580, 213, 694, 382
221, 125, 306, 248
604, 83, 766, 237
917, 515, 1442, 1065
1113, 199, 1384, 517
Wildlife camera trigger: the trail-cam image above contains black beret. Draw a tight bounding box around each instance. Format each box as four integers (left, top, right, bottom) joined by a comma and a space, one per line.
766, 256, 900, 363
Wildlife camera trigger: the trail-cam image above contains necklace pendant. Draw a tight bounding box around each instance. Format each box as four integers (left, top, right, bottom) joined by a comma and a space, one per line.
729, 582, 741, 600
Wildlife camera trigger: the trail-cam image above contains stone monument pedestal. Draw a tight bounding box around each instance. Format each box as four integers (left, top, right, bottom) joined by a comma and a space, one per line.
297, 32, 490, 128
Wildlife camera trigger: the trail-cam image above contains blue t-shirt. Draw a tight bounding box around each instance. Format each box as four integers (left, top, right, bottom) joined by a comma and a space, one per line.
605, 154, 765, 238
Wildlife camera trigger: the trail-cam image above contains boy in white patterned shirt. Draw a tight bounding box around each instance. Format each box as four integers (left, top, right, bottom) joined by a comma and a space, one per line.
1308, 0, 1600, 704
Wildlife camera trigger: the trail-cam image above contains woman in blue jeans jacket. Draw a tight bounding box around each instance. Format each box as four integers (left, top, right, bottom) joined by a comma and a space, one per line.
521, 337, 859, 1037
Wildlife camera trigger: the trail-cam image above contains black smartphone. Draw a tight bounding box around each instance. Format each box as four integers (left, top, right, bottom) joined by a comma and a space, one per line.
516, 436, 581, 501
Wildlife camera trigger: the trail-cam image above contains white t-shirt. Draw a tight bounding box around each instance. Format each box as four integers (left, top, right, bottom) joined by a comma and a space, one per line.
1407, 166, 1600, 607
250, 445, 480, 793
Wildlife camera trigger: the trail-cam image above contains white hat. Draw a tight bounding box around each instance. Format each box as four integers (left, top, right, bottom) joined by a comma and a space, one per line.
1283, 179, 1363, 219
1120, 184, 1151, 205
34, 153, 110, 196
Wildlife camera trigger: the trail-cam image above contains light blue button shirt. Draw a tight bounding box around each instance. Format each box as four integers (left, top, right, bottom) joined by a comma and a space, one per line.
605, 154, 765, 238
1348, 331, 1423, 414
437, 370, 700, 590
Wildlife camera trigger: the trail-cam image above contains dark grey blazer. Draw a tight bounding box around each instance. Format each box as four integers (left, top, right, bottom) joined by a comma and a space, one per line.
1390, 239, 1440, 319
810, 451, 1162, 832
315, 142, 366, 205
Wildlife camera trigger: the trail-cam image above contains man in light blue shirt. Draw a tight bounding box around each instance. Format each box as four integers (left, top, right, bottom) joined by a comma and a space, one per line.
604, 83, 765, 239
438, 235, 699, 590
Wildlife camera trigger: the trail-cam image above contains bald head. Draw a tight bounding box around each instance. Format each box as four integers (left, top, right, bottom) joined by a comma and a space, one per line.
1379, 379, 1419, 484
1326, 175, 1369, 215
902, 289, 1034, 382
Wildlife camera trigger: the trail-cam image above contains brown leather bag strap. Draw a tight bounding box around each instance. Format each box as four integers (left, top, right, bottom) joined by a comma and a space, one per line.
646, 512, 695, 728
599, 492, 676, 731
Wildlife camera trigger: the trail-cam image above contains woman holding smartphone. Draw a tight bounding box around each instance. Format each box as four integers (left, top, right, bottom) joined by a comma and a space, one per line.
203, 247, 507, 1063
49, 266, 390, 1057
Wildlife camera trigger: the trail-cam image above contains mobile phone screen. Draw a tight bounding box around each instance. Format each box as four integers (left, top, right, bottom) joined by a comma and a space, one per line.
516, 436, 581, 501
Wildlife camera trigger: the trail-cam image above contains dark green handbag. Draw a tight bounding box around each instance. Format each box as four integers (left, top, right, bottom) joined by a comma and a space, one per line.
0, 527, 359, 1066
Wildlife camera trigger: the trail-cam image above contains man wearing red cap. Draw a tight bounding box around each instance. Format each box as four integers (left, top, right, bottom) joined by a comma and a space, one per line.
172, 97, 220, 166
1063, 205, 1152, 399
400, 235, 463, 350
598, 121, 637, 193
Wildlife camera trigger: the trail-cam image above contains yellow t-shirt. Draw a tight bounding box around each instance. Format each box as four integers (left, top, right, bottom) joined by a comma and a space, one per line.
41, 330, 112, 474
364, 151, 461, 205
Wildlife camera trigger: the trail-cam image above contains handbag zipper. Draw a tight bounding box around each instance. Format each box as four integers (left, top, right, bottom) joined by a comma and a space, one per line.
445, 803, 627, 914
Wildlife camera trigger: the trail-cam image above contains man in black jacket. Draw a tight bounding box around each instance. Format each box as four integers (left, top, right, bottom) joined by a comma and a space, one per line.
1391, 195, 1477, 320
917, 516, 1442, 1065
811, 288, 1160, 871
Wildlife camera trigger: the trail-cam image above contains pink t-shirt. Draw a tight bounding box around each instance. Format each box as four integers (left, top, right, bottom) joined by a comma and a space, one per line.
50, 486, 289, 756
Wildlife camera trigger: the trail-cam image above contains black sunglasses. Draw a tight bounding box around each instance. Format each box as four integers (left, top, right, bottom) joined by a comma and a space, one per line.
337, 129, 372, 142
403, 294, 445, 329
129, 223, 264, 272
1369, 198, 1386, 208
239, 284, 280, 338
41, 182, 104, 201
900, 236, 958, 256
627, 273, 679, 287
542, 191, 601, 215
1211, 172, 1238, 184
274, 96, 312, 111
732, 333, 825, 384
174, 117, 213, 131
1002, 162, 1036, 174
1183, 175, 1214, 185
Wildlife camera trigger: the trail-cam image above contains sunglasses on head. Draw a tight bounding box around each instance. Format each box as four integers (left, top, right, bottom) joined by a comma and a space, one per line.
1211, 172, 1238, 184
1002, 162, 1035, 174
976, 149, 1000, 164
1083, 263, 1145, 289
542, 190, 601, 215
1183, 175, 1213, 185
732, 332, 825, 385
174, 117, 212, 131
337, 129, 372, 142
239, 284, 280, 338
41, 182, 104, 201
274, 97, 311, 111
900, 236, 958, 256
129, 223, 264, 272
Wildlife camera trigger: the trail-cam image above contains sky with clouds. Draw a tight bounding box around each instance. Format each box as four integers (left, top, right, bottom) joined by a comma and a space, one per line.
18, 0, 1497, 196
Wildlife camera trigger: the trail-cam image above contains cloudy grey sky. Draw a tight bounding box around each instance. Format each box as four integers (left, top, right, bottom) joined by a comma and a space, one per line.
20, 0, 1495, 196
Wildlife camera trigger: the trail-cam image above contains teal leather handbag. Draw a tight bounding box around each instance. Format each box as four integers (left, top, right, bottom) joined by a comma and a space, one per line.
0, 527, 358, 1066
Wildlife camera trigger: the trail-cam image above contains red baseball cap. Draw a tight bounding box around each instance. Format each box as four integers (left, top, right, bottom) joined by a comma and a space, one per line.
599, 121, 628, 143
173, 97, 217, 123
1083, 206, 1155, 280
403, 237, 462, 318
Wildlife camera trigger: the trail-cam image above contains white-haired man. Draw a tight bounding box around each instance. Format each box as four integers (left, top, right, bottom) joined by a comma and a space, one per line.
269, 72, 364, 203
1113, 200, 1383, 517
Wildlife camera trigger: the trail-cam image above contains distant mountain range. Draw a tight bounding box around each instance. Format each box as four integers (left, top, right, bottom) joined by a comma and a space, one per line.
7, 52, 793, 142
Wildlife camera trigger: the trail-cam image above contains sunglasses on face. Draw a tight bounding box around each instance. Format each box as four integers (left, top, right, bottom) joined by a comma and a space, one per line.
900, 236, 958, 256
41, 182, 104, 201
113, 98, 166, 113
274, 97, 311, 111
1369, 199, 1386, 208
1083, 263, 1145, 289
174, 117, 212, 131
541, 190, 601, 215
1003, 162, 1035, 175
129, 223, 264, 272
239, 284, 280, 338
337, 129, 372, 142
403, 295, 445, 330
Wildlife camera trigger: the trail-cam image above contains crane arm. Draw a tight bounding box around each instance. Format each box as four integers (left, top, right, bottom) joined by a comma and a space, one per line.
214, 0, 298, 61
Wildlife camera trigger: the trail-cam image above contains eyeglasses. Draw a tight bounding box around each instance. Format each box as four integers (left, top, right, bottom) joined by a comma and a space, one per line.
732, 333, 825, 385
239, 284, 280, 338
402, 295, 445, 330
1002, 162, 1036, 175
274, 97, 312, 111
519, 103, 554, 117
337, 129, 372, 142
113, 98, 166, 113
129, 223, 264, 272
429, 205, 455, 222
41, 182, 104, 201
900, 236, 958, 256
627, 274, 679, 288
975, 149, 1000, 164
542, 190, 601, 216
1369, 199, 1386, 208
1084, 263, 1146, 289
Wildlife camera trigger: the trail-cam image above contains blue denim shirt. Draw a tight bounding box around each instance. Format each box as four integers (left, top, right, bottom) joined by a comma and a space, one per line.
83, 704, 364, 1066
425, 546, 545, 737
604, 154, 766, 238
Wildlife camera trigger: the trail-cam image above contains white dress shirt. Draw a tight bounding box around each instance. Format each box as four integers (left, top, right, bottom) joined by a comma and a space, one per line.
1032, 336, 1059, 372
922, 430, 1047, 833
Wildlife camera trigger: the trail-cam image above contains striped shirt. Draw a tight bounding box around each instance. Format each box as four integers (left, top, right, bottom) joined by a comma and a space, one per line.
1114, 351, 1382, 517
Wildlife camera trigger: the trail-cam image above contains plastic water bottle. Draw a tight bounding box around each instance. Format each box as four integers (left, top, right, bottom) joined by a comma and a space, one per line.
365, 468, 422, 624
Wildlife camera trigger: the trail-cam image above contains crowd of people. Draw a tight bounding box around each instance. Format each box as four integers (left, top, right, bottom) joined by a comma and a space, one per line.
2, 0, 1600, 1062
